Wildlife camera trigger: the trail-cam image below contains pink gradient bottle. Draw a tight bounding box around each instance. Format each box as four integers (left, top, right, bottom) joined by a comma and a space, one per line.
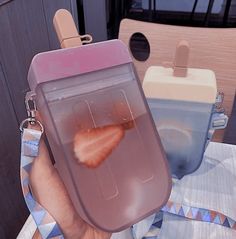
27, 40, 171, 232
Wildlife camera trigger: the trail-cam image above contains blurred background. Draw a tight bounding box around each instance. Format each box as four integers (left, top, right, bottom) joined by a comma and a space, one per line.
77, 0, 236, 40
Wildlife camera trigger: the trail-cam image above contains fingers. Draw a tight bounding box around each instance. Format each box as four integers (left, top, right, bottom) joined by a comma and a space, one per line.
27, 112, 111, 239
29, 146, 86, 238
28, 122, 86, 238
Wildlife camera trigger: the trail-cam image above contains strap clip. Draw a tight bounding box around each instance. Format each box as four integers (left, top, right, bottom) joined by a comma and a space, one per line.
214, 92, 225, 113
20, 91, 44, 133
25, 91, 37, 125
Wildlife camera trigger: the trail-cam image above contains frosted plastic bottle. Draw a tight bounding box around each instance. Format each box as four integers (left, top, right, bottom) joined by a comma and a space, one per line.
27, 40, 171, 232
143, 41, 218, 179
143, 67, 217, 178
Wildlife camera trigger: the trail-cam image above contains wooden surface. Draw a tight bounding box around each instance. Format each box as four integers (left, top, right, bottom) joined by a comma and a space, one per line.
119, 19, 236, 142
0, 1, 78, 238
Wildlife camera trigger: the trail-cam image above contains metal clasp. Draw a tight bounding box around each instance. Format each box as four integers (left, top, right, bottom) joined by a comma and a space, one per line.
20, 91, 44, 133
25, 91, 37, 124
210, 112, 228, 130
211, 92, 228, 130
214, 92, 225, 113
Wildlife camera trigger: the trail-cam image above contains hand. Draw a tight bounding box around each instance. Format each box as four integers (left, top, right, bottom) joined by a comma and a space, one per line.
28, 121, 111, 239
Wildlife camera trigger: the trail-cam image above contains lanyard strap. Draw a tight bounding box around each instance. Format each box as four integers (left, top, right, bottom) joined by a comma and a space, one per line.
20, 128, 64, 239
132, 196, 236, 239
162, 200, 236, 230
133, 201, 236, 239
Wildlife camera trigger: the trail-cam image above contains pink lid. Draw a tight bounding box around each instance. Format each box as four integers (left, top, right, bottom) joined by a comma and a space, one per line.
28, 40, 132, 91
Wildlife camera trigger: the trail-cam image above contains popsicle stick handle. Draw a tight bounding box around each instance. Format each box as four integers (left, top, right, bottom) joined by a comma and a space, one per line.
53, 9, 92, 48
173, 40, 189, 77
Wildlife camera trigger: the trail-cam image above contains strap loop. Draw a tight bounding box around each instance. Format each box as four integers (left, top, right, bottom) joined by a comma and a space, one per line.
20, 118, 44, 133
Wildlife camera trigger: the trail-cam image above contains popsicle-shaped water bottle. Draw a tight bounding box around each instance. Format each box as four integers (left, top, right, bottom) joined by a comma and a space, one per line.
26, 9, 171, 232
143, 41, 227, 179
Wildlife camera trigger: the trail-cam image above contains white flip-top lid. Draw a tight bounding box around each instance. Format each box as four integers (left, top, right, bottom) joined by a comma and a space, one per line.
143, 41, 217, 104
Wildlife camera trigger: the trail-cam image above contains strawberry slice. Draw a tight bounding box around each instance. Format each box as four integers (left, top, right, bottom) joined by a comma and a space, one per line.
73, 124, 128, 168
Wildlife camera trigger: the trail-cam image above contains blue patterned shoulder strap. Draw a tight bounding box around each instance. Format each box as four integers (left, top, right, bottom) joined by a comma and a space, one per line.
20, 127, 64, 239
